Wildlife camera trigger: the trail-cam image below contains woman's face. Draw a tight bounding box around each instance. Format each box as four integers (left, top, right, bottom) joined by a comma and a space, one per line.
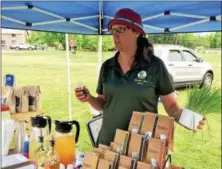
110, 24, 139, 52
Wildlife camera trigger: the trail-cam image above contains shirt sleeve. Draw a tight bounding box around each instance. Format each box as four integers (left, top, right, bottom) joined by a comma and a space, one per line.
155, 59, 175, 95
96, 64, 105, 95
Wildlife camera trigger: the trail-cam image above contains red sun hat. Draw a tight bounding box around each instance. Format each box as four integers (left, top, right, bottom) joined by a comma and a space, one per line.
108, 8, 145, 34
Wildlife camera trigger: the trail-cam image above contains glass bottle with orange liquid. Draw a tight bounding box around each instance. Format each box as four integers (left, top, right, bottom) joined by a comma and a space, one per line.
44, 136, 60, 169
54, 120, 80, 167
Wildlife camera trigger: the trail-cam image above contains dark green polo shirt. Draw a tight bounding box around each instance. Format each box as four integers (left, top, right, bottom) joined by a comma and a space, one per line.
96, 52, 174, 146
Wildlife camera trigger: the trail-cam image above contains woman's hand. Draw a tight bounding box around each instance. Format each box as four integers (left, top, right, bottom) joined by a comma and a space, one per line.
160, 93, 206, 131
74, 86, 91, 102
196, 116, 206, 130
178, 117, 206, 131
178, 109, 207, 131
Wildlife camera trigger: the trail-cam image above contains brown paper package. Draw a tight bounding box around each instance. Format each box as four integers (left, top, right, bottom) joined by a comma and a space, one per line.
127, 133, 143, 159
112, 129, 130, 155
104, 150, 118, 169
97, 159, 112, 169
128, 111, 144, 133
14, 86, 29, 113
140, 112, 157, 135
99, 144, 111, 151
92, 148, 105, 159
118, 166, 129, 169
118, 155, 133, 169
145, 138, 166, 169
82, 152, 99, 169
170, 164, 184, 169
136, 161, 153, 169
154, 115, 174, 153
25, 85, 41, 111
104, 151, 118, 163
92, 144, 112, 159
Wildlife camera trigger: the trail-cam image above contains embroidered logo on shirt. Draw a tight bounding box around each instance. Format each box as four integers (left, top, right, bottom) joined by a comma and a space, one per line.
135, 70, 148, 84
138, 70, 147, 80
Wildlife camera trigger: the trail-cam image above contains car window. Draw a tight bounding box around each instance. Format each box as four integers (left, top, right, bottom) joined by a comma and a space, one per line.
168, 50, 183, 61
183, 51, 197, 62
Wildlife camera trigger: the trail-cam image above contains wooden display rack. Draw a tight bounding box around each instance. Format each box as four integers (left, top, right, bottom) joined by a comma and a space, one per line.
10, 110, 44, 122
10, 110, 44, 134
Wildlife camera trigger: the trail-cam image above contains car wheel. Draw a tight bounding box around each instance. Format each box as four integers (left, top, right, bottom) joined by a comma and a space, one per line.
28, 47, 32, 50
200, 72, 213, 88
16, 47, 19, 50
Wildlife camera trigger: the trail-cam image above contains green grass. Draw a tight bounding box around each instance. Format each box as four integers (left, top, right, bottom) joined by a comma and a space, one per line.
2, 49, 221, 169
185, 85, 221, 115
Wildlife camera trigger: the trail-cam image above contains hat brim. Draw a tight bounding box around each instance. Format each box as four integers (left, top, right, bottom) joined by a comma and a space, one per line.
108, 19, 145, 34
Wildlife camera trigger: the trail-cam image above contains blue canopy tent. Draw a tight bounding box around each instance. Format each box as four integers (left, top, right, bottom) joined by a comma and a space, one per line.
1, 1, 222, 34
1, 1, 222, 119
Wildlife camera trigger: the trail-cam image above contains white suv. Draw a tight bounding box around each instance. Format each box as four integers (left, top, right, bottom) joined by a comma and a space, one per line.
154, 44, 214, 88
10, 43, 36, 50
18, 43, 36, 50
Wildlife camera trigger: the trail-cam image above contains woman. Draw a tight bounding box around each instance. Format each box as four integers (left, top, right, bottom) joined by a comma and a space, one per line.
74, 8, 205, 146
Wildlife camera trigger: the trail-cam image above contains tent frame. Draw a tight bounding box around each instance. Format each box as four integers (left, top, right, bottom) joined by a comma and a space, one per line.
2, 1, 221, 119
2, 4, 221, 34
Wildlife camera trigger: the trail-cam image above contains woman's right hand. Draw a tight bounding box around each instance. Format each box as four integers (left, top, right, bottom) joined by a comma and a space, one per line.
74, 86, 91, 102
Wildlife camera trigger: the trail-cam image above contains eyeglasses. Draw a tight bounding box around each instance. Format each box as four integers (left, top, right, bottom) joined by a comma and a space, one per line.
109, 26, 130, 34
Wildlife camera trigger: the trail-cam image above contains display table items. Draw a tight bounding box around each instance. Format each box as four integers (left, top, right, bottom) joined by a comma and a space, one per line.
81, 111, 184, 169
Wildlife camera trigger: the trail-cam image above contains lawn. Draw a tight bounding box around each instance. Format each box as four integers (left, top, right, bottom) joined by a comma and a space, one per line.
2, 49, 221, 169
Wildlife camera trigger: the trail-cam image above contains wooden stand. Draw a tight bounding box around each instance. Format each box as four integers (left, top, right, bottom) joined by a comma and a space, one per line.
7, 110, 45, 153
10, 110, 44, 134
10, 110, 44, 122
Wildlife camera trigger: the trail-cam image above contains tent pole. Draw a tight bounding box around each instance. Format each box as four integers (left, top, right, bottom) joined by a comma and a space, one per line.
66, 33, 72, 120
98, 35, 102, 76
97, 0, 103, 76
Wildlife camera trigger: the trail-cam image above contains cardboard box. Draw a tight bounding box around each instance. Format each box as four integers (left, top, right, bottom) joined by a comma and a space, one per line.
97, 159, 112, 169
82, 152, 99, 169
127, 133, 143, 160
140, 112, 157, 135
112, 129, 130, 155
154, 115, 174, 153
128, 111, 144, 133
145, 138, 167, 169
136, 161, 153, 169
118, 155, 133, 169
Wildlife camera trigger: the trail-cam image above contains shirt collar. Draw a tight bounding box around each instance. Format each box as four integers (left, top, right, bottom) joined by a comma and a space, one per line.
107, 51, 150, 70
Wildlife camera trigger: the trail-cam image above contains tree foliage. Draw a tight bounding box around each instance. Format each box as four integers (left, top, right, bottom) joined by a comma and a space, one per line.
27, 31, 221, 51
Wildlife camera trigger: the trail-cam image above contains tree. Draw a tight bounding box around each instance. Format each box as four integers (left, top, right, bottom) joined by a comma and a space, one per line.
181, 33, 198, 48
27, 31, 220, 51
102, 36, 114, 51
27, 32, 65, 49
209, 32, 221, 48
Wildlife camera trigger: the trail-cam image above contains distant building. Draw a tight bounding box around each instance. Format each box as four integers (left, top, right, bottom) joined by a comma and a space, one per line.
1, 29, 28, 49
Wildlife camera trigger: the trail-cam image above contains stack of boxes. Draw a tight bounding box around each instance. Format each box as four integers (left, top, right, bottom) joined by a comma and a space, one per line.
82, 111, 184, 169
